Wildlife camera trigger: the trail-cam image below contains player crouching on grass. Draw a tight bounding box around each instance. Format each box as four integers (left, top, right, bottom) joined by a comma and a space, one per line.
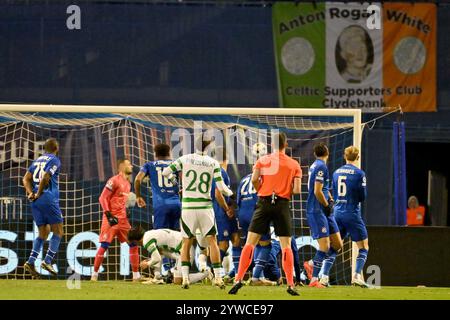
228, 132, 302, 296
91, 159, 141, 282
127, 226, 210, 285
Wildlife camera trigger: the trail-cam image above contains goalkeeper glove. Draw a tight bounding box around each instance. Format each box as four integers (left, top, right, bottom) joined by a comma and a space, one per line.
323, 199, 334, 217
105, 211, 119, 226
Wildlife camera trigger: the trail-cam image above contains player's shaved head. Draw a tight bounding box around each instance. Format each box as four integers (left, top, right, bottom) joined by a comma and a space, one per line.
314, 143, 329, 158
273, 132, 287, 151
44, 138, 58, 154
117, 158, 132, 174
154, 143, 170, 158
344, 146, 359, 162
127, 226, 145, 243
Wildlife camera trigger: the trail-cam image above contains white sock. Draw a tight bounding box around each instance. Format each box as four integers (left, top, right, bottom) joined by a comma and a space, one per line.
92, 271, 98, 277
198, 254, 207, 271
189, 272, 208, 284
213, 268, 223, 279
133, 271, 140, 279
181, 265, 190, 279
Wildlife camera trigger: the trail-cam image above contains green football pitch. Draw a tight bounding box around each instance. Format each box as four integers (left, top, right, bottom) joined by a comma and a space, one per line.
0, 280, 449, 300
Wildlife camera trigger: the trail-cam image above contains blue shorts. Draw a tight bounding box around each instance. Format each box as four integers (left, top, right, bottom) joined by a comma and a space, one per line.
31, 196, 63, 227
335, 212, 368, 242
215, 212, 239, 242
306, 211, 339, 240
153, 201, 181, 230
238, 212, 270, 242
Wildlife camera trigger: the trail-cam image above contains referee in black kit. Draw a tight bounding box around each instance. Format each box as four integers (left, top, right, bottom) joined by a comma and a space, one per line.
229, 132, 302, 296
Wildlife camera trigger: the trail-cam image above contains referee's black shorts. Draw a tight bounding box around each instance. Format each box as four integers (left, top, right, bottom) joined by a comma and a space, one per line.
248, 196, 292, 237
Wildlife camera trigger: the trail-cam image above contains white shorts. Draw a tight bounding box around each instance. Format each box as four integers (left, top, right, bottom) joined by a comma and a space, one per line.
195, 229, 209, 250
180, 208, 217, 239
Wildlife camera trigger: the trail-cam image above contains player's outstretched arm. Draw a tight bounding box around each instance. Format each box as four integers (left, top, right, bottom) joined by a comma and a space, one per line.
99, 187, 113, 213
22, 172, 35, 200
314, 181, 329, 207
359, 172, 367, 202
292, 177, 302, 195
162, 159, 181, 186
134, 171, 146, 208
145, 244, 163, 278
215, 188, 233, 218
292, 161, 302, 195
251, 168, 261, 191
215, 178, 233, 197
213, 162, 233, 197
99, 183, 118, 226
35, 172, 51, 199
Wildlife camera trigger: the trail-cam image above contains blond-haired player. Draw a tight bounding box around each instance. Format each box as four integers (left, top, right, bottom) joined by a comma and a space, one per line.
329, 146, 369, 288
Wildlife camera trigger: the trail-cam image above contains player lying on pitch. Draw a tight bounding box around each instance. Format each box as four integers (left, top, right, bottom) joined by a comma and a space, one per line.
128, 226, 210, 285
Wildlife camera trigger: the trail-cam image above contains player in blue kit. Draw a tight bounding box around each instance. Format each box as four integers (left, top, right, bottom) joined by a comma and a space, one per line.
135, 143, 181, 230
211, 147, 239, 276
331, 146, 369, 288
305, 143, 343, 288
23, 138, 64, 277
135, 143, 181, 273
264, 228, 302, 286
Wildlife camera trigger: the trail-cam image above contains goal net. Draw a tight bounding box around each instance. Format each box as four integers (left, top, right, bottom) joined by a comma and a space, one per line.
0, 105, 361, 284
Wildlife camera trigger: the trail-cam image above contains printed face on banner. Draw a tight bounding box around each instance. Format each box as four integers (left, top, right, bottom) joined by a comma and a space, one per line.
336, 25, 374, 84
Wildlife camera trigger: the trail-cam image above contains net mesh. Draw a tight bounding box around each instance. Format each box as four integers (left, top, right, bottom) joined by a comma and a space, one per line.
0, 109, 355, 284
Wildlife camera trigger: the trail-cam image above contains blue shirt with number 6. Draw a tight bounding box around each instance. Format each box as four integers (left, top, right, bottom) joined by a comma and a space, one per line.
332, 164, 367, 215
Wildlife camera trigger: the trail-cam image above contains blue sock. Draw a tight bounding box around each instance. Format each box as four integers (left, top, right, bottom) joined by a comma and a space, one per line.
312, 250, 327, 278
220, 249, 227, 262
162, 257, 171, 272
27, 237, 44, 265
228, 269, 235, 277
251, 245, 262, 278
355, 249, 368, 274
322, 248, 337, 276
252, 244, 271, 279
44, 235, 61, 264
231, 246, 242, 275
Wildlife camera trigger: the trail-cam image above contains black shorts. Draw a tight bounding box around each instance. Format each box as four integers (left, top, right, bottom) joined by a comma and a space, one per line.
248, 197, 292, 237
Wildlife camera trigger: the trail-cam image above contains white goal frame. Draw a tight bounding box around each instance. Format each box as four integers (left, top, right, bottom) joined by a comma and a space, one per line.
0, 103, 363, 278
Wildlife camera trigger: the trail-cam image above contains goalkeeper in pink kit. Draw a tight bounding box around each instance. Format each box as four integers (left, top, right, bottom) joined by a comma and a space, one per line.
91, 159, 141, 281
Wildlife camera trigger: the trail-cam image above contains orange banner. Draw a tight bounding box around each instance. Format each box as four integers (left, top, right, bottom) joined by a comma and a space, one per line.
383, 3, 436, 112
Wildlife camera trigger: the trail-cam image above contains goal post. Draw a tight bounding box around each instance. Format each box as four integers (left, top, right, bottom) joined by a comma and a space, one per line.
0, 104, 363, 283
